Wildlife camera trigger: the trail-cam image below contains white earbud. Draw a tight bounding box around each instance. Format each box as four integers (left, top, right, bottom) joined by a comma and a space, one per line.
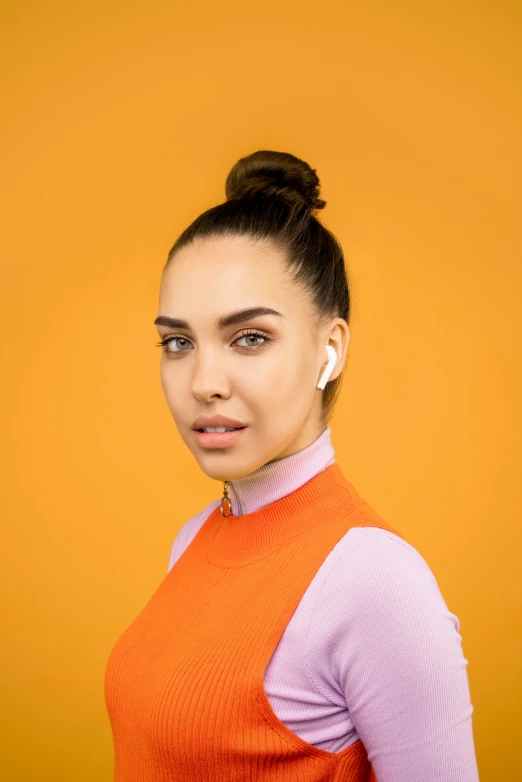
316, 344, 337, 390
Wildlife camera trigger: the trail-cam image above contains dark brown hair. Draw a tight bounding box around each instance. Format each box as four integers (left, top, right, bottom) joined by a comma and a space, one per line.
164, 150, 350, 425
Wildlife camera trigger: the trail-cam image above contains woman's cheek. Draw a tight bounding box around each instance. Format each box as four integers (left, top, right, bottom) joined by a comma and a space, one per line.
243, 362, 285, 401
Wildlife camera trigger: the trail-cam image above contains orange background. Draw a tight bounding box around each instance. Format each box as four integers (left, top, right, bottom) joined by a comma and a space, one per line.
2, 1, 521, 779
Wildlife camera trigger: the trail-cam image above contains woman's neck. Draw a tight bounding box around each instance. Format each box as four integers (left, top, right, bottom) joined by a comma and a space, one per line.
227, 426, 336, 516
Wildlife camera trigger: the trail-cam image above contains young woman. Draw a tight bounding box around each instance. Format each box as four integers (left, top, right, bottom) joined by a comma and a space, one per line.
104, 150, 479, 781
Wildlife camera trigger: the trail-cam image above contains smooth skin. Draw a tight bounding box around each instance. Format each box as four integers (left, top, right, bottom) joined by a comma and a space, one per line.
156, 234, 350, 481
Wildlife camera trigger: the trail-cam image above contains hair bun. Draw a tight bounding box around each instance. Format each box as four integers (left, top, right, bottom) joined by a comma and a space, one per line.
225, 150, 326, 213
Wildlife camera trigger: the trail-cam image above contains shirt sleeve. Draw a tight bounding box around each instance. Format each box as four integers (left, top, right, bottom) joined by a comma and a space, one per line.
306, 528, 480, 782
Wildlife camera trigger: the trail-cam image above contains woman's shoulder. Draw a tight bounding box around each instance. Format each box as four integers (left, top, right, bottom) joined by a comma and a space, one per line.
167, 499, 221, 572
338, 525, 437, 576
307, 525, 462, 670
324, 525, 447, 614
306, 525, 465, 709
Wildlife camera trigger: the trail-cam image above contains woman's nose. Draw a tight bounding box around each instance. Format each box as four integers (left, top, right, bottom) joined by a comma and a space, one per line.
190, 353, 232, 402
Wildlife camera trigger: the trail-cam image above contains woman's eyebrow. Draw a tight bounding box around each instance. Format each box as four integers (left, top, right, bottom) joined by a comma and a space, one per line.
154, 306, 285, 331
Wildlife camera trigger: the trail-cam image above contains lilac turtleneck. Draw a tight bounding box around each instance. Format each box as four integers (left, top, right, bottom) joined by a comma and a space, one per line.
168, 427, 479, 781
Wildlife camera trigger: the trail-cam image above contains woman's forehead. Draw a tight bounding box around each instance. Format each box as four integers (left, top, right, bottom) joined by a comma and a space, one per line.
162, 237, 295, 298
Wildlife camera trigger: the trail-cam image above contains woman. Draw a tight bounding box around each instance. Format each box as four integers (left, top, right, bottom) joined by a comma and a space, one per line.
104, 150, 479, 781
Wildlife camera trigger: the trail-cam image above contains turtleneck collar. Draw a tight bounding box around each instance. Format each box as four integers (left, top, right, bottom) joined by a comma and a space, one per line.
226, 425, 335, 517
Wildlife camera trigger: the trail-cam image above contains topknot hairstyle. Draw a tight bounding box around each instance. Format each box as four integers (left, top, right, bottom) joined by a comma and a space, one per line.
164, 150, 350, 425
225, 150, 326, 214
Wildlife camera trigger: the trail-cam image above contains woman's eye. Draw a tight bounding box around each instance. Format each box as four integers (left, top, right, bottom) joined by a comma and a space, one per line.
161, 337, 192, 353
235, 333, 266, 348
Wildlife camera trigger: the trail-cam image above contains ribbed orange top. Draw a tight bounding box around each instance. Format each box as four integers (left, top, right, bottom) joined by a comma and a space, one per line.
104, 462, 405, 781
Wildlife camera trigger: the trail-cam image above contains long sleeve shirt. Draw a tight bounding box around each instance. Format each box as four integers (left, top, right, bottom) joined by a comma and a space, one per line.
167, 426, 480, 781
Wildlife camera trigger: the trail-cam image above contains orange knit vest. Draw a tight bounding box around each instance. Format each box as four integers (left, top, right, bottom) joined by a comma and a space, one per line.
104, 462, 406, 781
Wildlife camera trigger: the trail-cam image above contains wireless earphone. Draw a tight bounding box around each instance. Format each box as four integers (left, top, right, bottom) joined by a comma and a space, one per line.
316, 344, 337, 390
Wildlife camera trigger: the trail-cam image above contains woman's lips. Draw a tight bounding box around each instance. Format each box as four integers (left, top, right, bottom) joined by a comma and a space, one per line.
192, 427, 247, 449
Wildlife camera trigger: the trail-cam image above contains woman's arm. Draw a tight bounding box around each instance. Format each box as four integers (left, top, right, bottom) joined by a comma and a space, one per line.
306, 528, 480, 781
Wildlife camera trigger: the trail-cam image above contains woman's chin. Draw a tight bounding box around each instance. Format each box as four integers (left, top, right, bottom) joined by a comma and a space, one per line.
196, 453, 260, 483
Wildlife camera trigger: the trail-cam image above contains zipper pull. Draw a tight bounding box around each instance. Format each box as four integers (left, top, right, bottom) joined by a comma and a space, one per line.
220, 480, 233, 517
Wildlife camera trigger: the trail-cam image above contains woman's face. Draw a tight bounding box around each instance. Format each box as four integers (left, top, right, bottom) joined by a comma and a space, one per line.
156, 234, 345, 481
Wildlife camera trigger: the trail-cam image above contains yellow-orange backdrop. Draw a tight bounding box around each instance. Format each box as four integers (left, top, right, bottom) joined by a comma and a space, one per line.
2, 1, 521, 779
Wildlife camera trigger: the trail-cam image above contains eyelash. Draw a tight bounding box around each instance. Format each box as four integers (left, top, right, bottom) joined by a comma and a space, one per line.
154, 329, 272, 355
